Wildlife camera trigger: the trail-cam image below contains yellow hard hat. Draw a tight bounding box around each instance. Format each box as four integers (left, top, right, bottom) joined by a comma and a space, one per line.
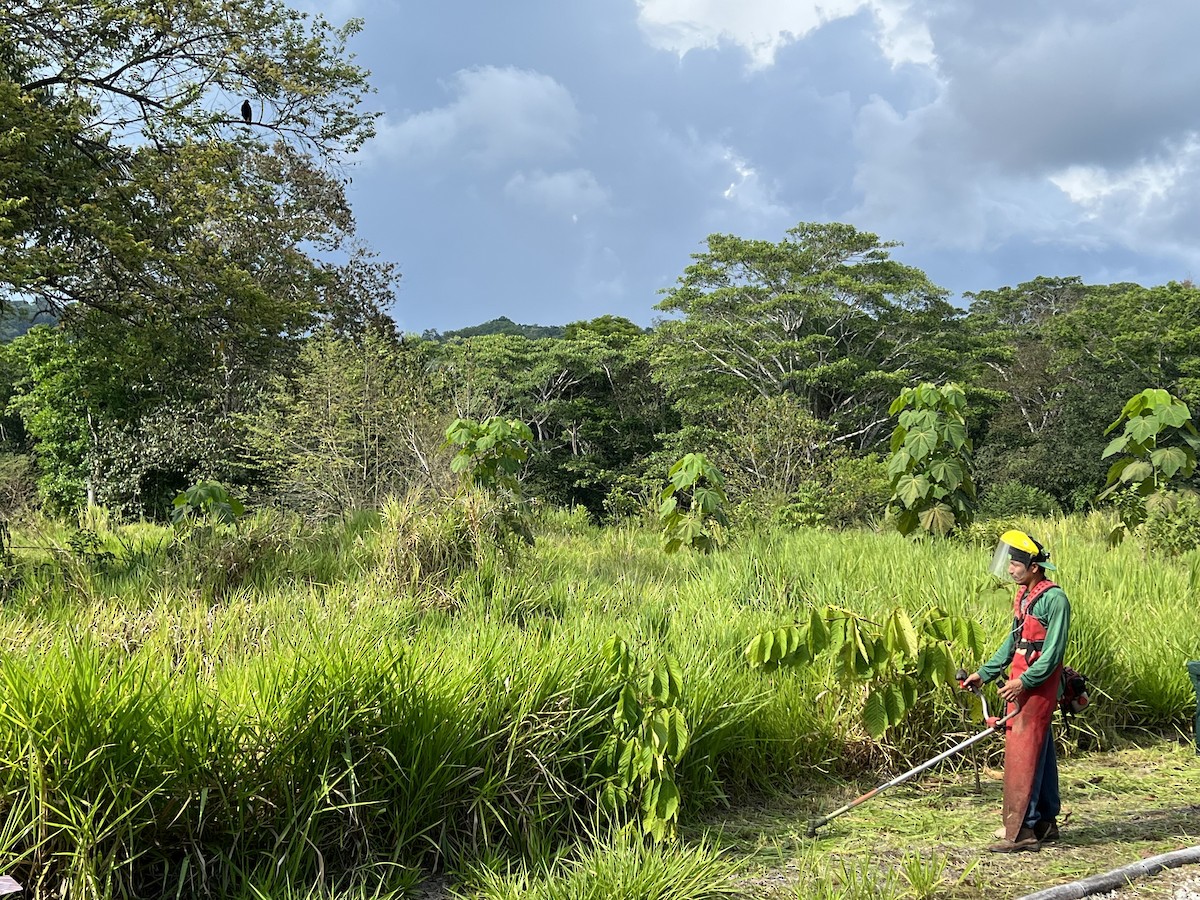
989, 529, 1055, 579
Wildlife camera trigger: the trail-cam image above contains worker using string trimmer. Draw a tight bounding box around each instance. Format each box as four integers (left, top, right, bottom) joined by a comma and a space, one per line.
963, 530, 1072, 853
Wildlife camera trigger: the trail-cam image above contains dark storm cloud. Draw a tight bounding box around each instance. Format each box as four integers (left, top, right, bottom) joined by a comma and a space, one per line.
314, 0, 1200, 330
926, 1, 1200, 172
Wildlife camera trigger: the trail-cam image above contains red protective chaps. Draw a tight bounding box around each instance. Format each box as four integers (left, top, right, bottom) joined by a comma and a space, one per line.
1001, 580, 1062, 841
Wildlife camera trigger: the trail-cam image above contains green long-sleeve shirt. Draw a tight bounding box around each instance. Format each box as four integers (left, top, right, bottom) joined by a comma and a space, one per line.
976, 585, 1071, 691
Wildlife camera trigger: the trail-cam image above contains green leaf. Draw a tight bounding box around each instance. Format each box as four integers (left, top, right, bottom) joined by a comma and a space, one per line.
745, 633, 767, 667
1127, 416, 1159, 445
1156, 400, 1191, 428
1151, 447, 1189, 479
1101, 433, 1131, 459
641, 779, 661, 821
918, 502, 956, 536
886, 448, 912, 478
942, 421, 968, 451
895, 508, 919, 536
809, 607, 829, 654
890, 609, 920, 658
884, 682, 905, 725
647, 663, 670, 703
904, 426, 938, 460
863, 689, 888, 739
669, 708, 690, 759
928, 458, 963, 490
894, 473, 932, 507
655, 776, 680, 822
1119, 460, 1154, 484
615, 684, 641, 730
665, 655, 684, 703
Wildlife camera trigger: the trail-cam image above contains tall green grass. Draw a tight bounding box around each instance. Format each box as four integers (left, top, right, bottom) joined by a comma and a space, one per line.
2, 501, 1198, 896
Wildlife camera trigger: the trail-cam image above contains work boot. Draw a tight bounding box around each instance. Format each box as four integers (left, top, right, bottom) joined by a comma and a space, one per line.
1033, 819, 1059, 842
987, 827, 1041, 853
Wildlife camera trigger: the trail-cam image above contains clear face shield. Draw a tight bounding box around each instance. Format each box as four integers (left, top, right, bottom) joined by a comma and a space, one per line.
988, 530, 1039, 581
989, 540, 1022, 580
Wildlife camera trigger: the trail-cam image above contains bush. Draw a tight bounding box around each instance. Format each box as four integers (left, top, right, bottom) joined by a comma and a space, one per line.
955, 519, 1008, 547
167, 513, 286, 601
773, 482, 827, 529
978, 480, 1061, 519
1141, 491, 1200, 556
757, 456, 890, 532
375, 489, 532, 593
826, 454, 891, 528
0, 453, 38, 515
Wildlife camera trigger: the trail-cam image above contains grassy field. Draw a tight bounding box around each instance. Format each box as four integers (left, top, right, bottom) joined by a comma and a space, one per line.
1, 502, 1198, 898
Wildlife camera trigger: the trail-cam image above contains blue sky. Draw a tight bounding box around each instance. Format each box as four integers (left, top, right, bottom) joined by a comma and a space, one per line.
311, 1, 1200, 333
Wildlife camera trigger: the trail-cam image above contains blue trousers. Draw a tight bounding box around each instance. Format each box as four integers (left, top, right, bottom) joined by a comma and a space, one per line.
1024, 725, 1060, 829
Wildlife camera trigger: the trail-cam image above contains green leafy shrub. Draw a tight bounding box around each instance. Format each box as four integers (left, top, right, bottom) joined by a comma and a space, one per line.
171, 480, 245, 527
0, 452, 38, 515
445, 417, 536, 549
596, 638, 690, 842
773, 482, 828, 529
601, 471, 665, 525
659, 453, 728, 554
825, 454, 891, 528
886, 383, 976, 537
978, 480, 1061, 519
1099, 388, 1200, 544
1141, 491, 1200, 556
955, 519, 1008, 547
445, 416, 534, 498
745, 604, 985, 739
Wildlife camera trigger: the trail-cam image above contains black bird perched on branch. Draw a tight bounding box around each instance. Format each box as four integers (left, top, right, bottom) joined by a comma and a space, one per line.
240, 100, 252, 124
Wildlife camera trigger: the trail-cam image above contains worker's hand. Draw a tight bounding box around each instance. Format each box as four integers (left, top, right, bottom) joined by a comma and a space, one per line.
961, 672, 983, 691
998, 677, 1026, 702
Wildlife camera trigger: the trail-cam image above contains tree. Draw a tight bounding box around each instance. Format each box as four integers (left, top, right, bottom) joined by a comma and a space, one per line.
1, 1, 375, 313
434, 324, 675, 516
966, 278, 1200, 509
1, 2, 393, 511
651, 222, 969, 449
245, 328, 450, 517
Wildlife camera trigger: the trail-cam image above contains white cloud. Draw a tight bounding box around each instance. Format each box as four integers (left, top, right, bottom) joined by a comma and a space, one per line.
366, 66, 581, 168
720, 150, 790, 222
504, 169, 611, 219
1049, 135, 1200, 260
634, 0, 934, 69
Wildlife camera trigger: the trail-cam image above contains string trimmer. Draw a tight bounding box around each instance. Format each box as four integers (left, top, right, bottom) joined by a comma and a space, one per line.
806, 670, 1015, 837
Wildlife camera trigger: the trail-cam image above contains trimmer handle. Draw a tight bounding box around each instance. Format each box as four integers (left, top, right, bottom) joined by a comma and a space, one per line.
954, 668, 1005, 729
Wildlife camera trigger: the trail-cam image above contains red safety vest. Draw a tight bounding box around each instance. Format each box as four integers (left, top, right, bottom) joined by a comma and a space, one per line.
1010, 578, 1059, 681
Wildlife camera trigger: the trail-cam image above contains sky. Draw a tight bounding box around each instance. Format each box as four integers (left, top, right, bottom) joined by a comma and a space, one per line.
310, 0, 1200, 334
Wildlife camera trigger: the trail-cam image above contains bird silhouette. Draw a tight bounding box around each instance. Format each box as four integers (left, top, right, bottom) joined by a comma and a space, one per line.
240, 100, 252, 124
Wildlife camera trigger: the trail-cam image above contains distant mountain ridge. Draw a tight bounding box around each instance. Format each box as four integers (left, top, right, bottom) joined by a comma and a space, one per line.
423, 316, 565, 341
0, 302, 57, 341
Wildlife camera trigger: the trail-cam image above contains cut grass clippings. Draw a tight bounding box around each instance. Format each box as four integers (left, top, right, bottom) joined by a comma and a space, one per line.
703, 737, 1200, 899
